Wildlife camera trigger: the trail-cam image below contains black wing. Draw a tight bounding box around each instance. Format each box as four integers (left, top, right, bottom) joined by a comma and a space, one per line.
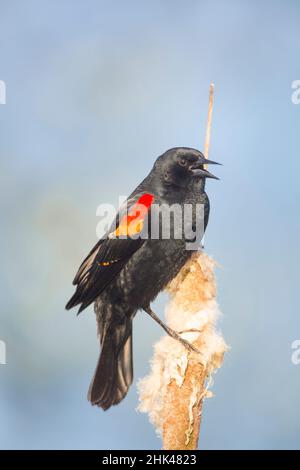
66, 191, 154, 313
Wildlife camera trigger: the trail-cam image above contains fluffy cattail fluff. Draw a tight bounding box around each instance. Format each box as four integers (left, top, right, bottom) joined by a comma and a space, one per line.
137, 251, 228, 450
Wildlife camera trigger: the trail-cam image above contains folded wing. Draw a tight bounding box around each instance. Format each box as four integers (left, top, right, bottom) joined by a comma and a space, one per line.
65, 192, 154, 313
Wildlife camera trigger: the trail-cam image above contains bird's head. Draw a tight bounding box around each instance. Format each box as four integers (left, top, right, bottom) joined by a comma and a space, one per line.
152, 147, 220, 189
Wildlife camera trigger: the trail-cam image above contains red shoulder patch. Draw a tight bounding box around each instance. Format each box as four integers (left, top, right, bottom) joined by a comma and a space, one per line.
111, 193, 154, 238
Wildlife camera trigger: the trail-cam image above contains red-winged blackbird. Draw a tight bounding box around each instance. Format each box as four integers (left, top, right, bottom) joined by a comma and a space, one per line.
66, 147, 219, 410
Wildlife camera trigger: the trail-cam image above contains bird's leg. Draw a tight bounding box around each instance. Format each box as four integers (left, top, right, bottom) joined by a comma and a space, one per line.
143, 305, 200, 354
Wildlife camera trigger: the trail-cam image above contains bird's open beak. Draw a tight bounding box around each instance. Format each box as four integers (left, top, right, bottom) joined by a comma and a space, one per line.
189, 157, 221, 179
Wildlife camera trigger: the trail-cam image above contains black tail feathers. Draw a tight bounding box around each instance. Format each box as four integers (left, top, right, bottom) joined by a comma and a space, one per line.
88, 320, 133, 410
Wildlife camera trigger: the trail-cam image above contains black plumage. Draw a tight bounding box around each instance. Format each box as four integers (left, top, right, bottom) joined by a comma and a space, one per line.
66, 147, 219, 410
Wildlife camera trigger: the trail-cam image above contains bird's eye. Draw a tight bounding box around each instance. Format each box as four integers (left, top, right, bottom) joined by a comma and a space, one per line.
178, 157, 187, 167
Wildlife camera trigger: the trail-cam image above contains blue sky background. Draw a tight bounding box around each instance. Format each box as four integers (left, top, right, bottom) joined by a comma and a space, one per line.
0, 0, 300, 449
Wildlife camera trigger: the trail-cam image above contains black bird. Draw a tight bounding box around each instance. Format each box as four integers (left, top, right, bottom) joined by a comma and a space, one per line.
66, 147, 219, 410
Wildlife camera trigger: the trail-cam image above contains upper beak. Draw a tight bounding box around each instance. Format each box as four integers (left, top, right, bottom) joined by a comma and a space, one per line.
189, 156, 221, 180
192, 155, 222, 166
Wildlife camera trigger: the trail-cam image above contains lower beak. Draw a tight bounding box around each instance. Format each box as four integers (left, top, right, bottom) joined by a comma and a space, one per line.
191, 168, 219, 180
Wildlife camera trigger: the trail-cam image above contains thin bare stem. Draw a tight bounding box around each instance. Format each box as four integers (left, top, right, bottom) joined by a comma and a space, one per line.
204, 83, 214, 166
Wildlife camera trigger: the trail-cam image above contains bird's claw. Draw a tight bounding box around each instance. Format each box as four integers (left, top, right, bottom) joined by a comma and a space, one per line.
177, 328, 202, 335
176, 329, 202, 353
178, 337, 201, 354
168, 329, 201, 354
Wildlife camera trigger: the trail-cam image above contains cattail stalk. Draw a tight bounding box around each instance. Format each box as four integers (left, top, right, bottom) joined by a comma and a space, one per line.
138, 84, 227, 450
